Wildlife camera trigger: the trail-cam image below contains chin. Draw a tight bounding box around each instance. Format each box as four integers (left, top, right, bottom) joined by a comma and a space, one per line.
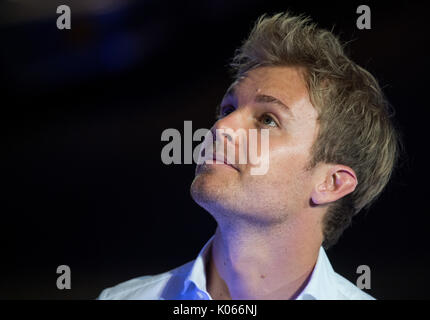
191, 172, 227, 206
190, 174, 286, 226
190, 171, 241, 215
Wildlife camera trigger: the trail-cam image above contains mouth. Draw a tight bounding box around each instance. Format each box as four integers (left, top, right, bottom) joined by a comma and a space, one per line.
209, 154, 239, 171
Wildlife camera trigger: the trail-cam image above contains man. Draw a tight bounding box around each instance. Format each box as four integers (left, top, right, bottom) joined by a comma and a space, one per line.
98, 12, 400, 300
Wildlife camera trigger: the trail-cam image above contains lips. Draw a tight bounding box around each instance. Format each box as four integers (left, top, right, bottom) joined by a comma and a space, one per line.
208, 153, 239, 171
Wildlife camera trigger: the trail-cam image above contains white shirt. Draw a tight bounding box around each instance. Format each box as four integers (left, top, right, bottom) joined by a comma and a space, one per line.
98, 235, 375, 300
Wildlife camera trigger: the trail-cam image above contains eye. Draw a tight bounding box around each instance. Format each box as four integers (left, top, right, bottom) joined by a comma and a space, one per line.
219, 105, 235, 118
260, 114, 278, 127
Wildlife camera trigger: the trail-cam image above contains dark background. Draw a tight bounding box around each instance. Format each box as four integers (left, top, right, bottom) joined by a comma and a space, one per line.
1, 0, 428, 299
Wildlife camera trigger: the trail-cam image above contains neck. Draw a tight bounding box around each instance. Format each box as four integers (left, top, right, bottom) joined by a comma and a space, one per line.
206, 217, 322, 300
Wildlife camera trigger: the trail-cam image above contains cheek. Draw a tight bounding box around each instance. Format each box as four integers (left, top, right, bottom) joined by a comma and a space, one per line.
240, 132, 313, 186
260, 141, 313, 198
267, 153, 305, 188
267, 138, 311, 173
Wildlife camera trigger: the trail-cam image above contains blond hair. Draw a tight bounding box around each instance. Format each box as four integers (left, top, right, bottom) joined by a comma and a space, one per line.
229, 12, 403, 248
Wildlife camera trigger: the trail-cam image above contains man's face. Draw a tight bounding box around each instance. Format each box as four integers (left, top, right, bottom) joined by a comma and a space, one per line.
190, 66, 320, 225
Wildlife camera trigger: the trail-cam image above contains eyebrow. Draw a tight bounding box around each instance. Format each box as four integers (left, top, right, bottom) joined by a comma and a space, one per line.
254, 94, 294, 118
223, 85, 294, 118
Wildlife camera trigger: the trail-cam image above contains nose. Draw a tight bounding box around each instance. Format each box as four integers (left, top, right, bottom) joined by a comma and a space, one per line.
212, 126, 233, 143
209, 109, 253, 166
211, 109, 246, 146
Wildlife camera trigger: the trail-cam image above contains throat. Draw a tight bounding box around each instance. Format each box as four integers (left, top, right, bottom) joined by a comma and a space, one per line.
205, 245, 232, 300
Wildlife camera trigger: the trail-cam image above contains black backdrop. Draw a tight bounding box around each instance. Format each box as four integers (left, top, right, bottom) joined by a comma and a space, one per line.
1, 0, 428, 299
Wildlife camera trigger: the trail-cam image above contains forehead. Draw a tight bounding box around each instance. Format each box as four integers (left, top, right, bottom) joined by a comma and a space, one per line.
224, 66, 318, 121
226, 66, 309, 103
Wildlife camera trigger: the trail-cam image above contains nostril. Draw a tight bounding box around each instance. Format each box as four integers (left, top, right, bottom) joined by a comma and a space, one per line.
222, 131, 233, 142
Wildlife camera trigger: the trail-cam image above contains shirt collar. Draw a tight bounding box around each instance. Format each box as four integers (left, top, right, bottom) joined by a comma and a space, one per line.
295, 246, 339, 300
180, 235, 215, 295
181, 235, 337, 300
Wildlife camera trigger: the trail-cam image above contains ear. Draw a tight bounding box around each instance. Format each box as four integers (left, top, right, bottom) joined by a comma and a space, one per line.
311, 165, 358, 206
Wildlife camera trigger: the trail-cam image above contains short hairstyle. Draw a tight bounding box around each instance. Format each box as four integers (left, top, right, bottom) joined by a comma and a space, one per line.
229, 12, 403, 249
